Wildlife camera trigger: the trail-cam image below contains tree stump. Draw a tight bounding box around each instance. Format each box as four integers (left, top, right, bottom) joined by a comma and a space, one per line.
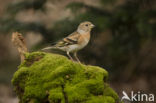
11, 32, 121, 103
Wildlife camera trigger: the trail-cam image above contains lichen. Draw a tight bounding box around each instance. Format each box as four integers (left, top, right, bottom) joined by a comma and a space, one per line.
12, 52, 120, 103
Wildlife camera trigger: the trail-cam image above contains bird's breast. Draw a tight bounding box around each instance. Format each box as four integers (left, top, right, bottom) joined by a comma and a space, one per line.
78, 33, 90, 48
65, 33, 90, 52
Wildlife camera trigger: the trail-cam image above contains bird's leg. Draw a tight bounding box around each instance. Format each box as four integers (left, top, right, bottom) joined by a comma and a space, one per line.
74, 52, 81, 63
67, 51, 74, 61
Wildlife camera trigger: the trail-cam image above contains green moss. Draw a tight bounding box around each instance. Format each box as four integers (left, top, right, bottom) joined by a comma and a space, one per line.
12, 52, 120, 103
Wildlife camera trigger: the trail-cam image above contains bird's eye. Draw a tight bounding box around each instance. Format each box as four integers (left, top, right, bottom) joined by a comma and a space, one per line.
85, 24, 88, 26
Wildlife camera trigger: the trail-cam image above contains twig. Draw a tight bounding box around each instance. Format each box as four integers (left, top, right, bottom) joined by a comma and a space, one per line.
12, 32, 28, 62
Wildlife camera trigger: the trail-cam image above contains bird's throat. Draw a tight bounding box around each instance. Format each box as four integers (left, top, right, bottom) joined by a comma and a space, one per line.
77, 29, 89, 34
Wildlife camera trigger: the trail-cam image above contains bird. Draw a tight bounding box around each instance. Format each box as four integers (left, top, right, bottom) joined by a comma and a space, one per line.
42, 21, 95, 63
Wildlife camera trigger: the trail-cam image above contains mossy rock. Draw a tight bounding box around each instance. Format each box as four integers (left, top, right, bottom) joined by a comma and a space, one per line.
12, 52, 120, 103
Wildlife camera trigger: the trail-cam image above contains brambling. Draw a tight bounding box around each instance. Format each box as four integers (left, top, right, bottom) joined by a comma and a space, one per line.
42, 21, 95, 63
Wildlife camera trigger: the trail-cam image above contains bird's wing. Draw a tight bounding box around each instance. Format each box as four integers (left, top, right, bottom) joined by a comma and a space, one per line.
55, 31, 80, 47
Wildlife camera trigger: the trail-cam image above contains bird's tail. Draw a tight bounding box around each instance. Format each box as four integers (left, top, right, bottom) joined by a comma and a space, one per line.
42, 46, 57, 51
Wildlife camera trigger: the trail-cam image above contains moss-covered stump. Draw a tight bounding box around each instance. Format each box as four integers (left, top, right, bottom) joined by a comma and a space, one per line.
12, 52, 120, 103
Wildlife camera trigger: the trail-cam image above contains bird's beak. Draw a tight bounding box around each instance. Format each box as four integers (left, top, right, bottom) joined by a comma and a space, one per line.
91, 24, 95, 28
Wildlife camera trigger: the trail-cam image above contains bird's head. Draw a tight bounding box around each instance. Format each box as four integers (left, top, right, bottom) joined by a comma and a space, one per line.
77, 21, 95, 34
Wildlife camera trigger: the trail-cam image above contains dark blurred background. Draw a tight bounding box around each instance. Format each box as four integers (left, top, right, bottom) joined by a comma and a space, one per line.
0, 0, 156, 103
